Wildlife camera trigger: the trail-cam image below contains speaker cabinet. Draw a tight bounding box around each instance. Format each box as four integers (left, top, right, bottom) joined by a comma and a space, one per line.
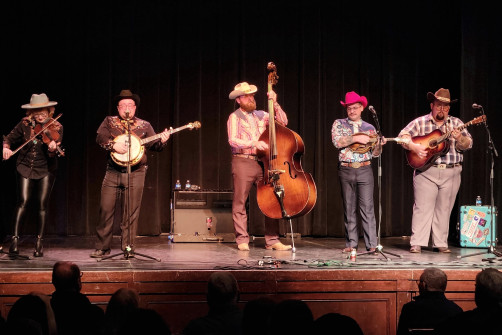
171, 190, 235, 242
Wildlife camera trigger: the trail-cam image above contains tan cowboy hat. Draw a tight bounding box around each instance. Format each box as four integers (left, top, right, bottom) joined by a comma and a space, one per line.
229, 82, 258, 99
114, 89, 141, 107
21, 93, 58, 109
427, 88, 458, 104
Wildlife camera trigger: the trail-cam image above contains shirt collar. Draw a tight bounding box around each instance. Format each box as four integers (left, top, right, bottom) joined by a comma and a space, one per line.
347, 118, 362, 127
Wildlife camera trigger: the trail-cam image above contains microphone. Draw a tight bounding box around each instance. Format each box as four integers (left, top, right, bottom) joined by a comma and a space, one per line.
125, 110, 130, 119
368, 106, 377, 115
472, 103, 482, 109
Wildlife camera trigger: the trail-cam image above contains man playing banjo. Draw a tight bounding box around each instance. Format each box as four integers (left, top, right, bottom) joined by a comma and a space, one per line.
90, 89, 170, 258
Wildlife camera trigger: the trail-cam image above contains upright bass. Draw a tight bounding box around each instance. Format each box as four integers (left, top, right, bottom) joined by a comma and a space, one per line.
256, 62, 317, 219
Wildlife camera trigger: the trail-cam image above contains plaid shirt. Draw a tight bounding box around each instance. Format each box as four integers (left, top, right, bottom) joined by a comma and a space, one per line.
227, 105, 288, 155
399, 113, 473, 165
331, 118, 377, 162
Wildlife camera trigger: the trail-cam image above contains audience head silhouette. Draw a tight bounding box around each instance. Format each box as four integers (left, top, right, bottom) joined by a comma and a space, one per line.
7, 292, 56, 335
119, 308, 170, 335
242, 297, 276, 335
474, 267, 502, 310
418, 267, 448, 293
207, 271, 240, 308
105, 287, 140, 334
270, 299, 313, 335
52, 261, 81, 292
314, 313, 363, 335
107, 287, 139, 317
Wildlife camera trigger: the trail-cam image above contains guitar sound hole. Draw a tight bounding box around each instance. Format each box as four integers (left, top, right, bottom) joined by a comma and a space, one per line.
429, 140, 437, 148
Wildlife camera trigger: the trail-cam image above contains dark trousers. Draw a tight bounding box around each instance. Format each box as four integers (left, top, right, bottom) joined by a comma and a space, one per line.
95, 166, 146, 251
338, 165, 377, 249
231, 157, 280, 246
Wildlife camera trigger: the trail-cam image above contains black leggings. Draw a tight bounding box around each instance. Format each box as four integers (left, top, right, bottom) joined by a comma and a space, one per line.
12, 173, 55, 237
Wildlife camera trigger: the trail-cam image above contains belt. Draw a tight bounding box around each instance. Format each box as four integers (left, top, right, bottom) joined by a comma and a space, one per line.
233, 154, 259, 161
433, 163, 462, 169
339, 161, 371, 169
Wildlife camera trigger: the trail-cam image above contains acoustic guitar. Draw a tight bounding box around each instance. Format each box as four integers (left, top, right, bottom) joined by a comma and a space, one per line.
349, 133, 409, 154
111, 121, 201, 167
406, 115, 485, 170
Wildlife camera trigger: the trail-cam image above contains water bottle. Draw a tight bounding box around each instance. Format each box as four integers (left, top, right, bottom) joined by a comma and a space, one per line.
476, 196, 482, 206
175, 180, 181, 190
185, 180, 191, 190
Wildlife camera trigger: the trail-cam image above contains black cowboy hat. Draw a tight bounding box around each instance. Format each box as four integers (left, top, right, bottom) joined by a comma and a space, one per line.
114, 89, 141, 107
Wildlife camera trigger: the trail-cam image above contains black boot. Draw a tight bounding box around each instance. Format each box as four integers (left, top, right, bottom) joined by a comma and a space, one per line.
34, 236, 43, 257
9, 205, 24, 255
9, 236, 19, 254
34, 210, 47, 257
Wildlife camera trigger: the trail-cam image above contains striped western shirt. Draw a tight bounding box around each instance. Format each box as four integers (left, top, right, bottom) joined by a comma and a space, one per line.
399, 113, 473, 165
227, 105, 288, 155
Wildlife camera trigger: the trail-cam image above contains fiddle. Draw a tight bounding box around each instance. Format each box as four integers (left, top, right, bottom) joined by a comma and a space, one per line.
4, 113, 63, 160
34, 119, 64, 157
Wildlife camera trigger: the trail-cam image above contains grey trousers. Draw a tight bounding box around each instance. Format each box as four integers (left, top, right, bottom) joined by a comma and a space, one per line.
338, 165, 377, 249
410, 166, 462, 248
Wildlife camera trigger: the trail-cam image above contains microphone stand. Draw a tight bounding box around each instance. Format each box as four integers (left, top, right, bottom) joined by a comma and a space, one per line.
1, 246, 30, 260
100, 112, 160, 262
458, 106, 500, 260
359, 108, 402, 260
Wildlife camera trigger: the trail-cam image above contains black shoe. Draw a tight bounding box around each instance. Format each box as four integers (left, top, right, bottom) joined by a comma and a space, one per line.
90, 249, 111, 258
33, 237, 44, 257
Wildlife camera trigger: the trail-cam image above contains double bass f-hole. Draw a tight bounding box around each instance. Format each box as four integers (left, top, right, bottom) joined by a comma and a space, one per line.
284, 161, 297, 179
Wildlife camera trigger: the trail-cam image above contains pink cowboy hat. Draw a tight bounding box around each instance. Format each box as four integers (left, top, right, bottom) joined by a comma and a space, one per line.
340, 91, 368, 108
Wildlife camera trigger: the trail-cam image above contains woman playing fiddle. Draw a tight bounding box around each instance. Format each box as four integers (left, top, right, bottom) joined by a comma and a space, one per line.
2, 93, 63, 257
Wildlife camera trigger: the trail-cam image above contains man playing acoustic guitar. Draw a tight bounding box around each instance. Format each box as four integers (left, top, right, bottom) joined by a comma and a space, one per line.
399, 88, 472, 253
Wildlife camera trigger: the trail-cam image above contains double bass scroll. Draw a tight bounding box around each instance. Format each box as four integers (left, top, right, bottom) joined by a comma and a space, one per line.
255, 62, 317, 219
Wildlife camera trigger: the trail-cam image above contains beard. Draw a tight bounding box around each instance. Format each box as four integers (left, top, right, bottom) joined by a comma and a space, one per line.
240, 100, 256, 112
435, 111, 445, 121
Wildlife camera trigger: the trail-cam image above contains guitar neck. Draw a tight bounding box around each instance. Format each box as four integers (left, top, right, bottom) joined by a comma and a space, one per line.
139, 124, 191, 145
438, 120, 473, 144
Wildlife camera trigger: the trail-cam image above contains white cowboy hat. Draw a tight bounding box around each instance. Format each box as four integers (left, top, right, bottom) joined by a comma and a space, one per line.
229, 82, 258, 99
21, 93, 58, 109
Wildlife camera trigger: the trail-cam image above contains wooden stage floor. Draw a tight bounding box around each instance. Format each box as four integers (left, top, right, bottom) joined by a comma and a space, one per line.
1, 235, 501, 335
1, 235, 500, 271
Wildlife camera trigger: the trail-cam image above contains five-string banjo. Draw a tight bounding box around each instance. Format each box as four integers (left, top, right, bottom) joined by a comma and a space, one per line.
111, 121, 201, 167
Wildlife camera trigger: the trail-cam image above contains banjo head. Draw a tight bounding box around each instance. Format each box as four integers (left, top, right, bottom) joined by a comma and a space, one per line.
110, 133, 145, 167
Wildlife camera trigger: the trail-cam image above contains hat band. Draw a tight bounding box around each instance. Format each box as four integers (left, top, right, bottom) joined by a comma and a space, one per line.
29, 102, 51, 107
436, 96, 451, 103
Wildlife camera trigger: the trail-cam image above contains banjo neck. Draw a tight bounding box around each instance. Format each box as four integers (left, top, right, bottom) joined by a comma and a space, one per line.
139, 123, 196, 146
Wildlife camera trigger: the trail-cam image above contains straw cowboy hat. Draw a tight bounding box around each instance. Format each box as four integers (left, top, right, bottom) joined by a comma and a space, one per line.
340, 91, 368, 108
21, 93, 58, 109
114, 89, 141, 107
427, 88, 458, 104
229, 82, 258, 99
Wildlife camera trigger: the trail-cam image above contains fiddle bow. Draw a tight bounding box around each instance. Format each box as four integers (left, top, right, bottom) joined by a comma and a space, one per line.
5, 113, 63, 159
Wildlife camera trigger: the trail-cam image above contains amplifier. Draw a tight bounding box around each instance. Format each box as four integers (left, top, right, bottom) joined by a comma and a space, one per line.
171, 190, 235, 242
458, 205, 497, 248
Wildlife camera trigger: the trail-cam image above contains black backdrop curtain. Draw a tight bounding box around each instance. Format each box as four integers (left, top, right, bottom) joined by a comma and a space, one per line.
1, 1, 500, 242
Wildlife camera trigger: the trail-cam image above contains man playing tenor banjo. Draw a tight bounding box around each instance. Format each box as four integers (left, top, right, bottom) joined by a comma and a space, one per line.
90, 89, 170, 258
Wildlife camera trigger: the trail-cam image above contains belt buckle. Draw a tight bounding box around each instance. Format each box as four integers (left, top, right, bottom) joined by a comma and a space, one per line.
437, 164, 446, 169
351, 162, 361, 169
